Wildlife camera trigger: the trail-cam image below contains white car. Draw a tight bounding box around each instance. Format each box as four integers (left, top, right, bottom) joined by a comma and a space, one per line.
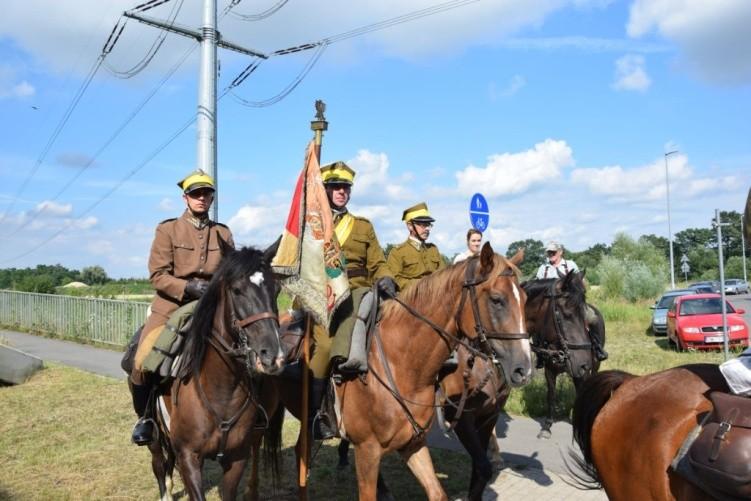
724, 279, 749, 295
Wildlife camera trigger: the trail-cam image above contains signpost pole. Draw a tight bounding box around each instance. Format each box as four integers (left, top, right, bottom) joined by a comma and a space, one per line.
714, 209, 730, 361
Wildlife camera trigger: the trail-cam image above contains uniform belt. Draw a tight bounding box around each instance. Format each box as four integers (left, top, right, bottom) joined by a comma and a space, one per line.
346, 267, 368, 279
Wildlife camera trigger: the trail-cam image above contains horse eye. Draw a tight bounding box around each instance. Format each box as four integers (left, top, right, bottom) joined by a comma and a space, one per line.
490, 294, 505, 306
232, 287, 242, 295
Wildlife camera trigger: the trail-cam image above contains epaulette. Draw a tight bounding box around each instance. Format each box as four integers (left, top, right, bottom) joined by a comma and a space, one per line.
212, 222, 230, 229
158, 217, 177, 225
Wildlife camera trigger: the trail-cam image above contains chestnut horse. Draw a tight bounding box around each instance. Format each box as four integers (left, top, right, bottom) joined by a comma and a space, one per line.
143, 244, 285, 501
570, 364, 729, 500
522, 273, 600, 437
248, 243, 532, 500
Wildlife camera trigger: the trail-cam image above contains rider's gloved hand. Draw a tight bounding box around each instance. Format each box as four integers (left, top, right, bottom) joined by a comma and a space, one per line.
377, 277, 398, 298
184, 278, 209, 299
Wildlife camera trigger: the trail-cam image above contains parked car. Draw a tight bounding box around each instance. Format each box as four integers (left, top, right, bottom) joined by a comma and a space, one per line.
724, 279, 749, 295
688, 284, 715, 294
666, 293, 749, 351
650, 289, 697, 336
689, 281, 721, 293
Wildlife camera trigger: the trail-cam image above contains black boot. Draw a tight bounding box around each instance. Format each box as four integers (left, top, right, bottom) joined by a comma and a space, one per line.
438, 350, 459, 379
130, 382, 155, 446
310, 378, 336, 441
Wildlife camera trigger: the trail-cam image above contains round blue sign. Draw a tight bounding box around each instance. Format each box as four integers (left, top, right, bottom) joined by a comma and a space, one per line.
469, 193, 489, 231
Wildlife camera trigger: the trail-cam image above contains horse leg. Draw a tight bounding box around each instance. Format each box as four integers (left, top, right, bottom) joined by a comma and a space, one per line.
175, 449, 205, 501
486, 432, 504, 470
454, 414, 493, 501
353, 441, 384, 501
337, 438, 351, 469
537, 367, 557, 439
243, 439, 260, 501
219, 457, 248, 501
147, 440, 173, 501
401, 445, 448, 501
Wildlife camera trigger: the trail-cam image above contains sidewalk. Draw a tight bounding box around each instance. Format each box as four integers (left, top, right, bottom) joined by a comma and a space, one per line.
1, 329, 606, 500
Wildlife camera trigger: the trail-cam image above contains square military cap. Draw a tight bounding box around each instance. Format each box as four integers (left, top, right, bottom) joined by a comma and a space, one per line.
178, 169, 215, 193
402, 202, 435, 223
320, 161, 355, 185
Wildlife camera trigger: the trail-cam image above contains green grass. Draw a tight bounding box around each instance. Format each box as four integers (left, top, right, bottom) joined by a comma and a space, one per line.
0, 364, 470, 500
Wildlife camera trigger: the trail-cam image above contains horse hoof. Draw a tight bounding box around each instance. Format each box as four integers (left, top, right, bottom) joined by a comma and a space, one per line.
537, 429, 552, 440
490, 458, 505, 471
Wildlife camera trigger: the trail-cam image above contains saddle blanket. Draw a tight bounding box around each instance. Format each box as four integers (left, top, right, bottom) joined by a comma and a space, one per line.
719, 348, 751, 396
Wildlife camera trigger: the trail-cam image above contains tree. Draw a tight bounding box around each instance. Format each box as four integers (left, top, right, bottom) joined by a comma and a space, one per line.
724, 256, 749, 280
506, 239, 544, 279
674, 227, 714, 253
594, 232, 668, 299
640, 234, 670, 260
80, 265, 109, 285
569, 243, 610, 283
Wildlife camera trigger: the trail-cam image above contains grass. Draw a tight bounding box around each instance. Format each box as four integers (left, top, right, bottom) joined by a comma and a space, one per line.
0, 364, 470, 500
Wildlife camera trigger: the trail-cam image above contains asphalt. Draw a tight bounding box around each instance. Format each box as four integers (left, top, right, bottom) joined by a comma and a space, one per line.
0, 329, 605, 499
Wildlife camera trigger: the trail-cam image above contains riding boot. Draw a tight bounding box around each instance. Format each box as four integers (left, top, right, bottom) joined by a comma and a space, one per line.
130, 382, 155, 446
439, 350, 459, 379
310, 377, 336, 440
593, 342, 609, 362
338, 291, 373, 373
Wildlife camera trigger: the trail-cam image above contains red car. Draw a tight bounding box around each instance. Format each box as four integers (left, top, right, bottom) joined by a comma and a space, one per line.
667, 294, 749, 351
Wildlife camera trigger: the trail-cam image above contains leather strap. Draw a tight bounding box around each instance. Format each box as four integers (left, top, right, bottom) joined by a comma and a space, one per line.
233, 311, 277, 329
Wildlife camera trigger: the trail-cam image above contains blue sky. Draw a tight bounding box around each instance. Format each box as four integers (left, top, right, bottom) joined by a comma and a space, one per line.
1, 0, 750, 278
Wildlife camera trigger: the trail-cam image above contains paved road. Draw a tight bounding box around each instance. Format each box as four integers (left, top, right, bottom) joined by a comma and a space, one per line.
0, 329, 605, 499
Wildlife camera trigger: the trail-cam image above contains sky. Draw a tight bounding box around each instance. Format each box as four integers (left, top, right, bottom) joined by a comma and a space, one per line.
1, 0, 750, 278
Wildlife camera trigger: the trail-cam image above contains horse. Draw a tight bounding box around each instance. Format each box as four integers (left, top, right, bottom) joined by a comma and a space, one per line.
570, 364, 729, 500
248, 242, 532, 500
522, 272, 600, 438
141, 243, 285, 501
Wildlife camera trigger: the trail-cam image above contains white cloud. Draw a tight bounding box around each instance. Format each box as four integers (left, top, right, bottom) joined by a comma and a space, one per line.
35, 200, 73, 217
87, 239, 114, 255
612, 54, 651, 91
349, 149, 413, 203
627, 0, 751, 84
158, 197, 175, 212
70, 216, 98, 230
0, 65, 35, 99
227, 205, 284, 237
489, 74, 526, 100
570, 153, 737, 201
455, 139, 574, 196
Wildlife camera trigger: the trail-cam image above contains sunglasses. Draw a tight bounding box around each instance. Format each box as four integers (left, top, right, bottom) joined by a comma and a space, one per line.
187, 188, 214, 199
546, 250, 558, 256
326, 183, 351, 191
412, 221, 433, 228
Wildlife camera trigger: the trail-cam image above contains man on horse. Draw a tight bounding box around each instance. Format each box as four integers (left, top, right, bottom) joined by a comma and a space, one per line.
129, 169, 234, 446
309, 160, 397, 439
533, 240, 607, 365
386, 202, 446, 291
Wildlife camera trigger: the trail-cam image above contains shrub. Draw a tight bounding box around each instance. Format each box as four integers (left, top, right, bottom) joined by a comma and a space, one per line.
623, 261, 665, 301
595, 256, 626, 299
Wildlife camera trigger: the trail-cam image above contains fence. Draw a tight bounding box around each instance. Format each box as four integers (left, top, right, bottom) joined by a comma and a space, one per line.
0, 290, 149, 347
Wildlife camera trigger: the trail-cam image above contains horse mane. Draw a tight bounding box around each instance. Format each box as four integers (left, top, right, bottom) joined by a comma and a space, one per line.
179, 246, 267, 380
381, 253, 517, 324
523, 272, 587, 310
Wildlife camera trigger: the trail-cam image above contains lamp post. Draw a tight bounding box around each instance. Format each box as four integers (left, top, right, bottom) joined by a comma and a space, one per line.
665, 150, 679, 289
742, 214, 748, 283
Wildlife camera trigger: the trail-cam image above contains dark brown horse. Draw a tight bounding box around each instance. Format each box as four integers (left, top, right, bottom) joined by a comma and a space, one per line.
249, 243, 532, 500
570, 364, 729, 500
522, 272, 600, 438
143, 244, 285, 501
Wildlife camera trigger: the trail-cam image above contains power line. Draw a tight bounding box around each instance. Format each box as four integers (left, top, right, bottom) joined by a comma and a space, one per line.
225, 0, 289, 21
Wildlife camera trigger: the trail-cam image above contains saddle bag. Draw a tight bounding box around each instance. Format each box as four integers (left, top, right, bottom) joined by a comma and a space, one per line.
140, 301, 196, 377
687, 391, 751, 498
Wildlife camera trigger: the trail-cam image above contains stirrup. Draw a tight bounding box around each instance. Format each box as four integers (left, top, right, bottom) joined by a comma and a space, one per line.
311, 412, 336, 441
131, 417, 157, 446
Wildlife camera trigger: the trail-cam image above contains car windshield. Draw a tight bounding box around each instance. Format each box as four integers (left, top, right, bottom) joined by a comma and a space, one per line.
657, 294, 686, 308
679, 298, 736, 316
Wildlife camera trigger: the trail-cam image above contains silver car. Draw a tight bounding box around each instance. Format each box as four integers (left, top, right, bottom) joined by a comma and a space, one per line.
650, 289, 697, 335
724, 279, 749, 295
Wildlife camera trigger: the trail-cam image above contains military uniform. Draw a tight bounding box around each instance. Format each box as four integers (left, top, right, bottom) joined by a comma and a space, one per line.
142, 210, 234, 338
386, 238, 445, 291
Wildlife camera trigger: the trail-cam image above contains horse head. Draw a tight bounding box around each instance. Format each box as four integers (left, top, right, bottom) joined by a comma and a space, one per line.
552, 270, 592, 380
457, 242, 532, 388
201, 240, 285, 376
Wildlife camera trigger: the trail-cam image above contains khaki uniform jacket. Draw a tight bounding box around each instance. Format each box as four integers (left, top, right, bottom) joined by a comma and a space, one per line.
144, 210, 234, 335
338, 215, 392, 289
386, 238, 445, 291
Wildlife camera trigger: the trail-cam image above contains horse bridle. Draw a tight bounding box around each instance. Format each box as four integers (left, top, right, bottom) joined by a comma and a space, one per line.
535, 280, 591, 370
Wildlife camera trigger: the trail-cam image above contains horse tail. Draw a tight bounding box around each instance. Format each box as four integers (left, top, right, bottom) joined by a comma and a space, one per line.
567, 369, 634, 489
262, 404, 284, 490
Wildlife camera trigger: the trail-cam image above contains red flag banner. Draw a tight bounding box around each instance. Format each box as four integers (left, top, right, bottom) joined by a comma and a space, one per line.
271, 141, 350, 328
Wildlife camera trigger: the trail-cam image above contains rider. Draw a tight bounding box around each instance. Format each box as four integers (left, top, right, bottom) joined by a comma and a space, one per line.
453, 228, 482, 264
310, 161, 397, 439
534, 240, 607, 366
129, 169, 234, 445
386, 202, 445, 291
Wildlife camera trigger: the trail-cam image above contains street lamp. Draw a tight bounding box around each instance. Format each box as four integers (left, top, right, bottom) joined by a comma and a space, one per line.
665, 149, 679, 289
742, 214, 748, 283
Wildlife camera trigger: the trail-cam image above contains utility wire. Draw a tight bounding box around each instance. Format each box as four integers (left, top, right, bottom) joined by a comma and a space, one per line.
2, 114, 197, 264
225, 0, 289, 21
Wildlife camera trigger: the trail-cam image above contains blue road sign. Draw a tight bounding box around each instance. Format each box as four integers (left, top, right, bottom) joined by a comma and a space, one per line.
469, 193, 489, 231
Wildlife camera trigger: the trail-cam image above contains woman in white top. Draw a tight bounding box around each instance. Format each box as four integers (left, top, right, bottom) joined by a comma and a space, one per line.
453, 228, 483, 264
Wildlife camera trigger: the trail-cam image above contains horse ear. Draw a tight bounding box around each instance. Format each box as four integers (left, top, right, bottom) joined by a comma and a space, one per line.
480, 242, 495, 274
263, 235, 282, 263
217, 234, 233, 256
509, 248, 524, 266
580, 268, 587, 280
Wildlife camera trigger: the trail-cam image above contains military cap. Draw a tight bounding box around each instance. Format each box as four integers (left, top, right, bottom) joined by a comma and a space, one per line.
402, 202, 435, 223
320, 161, 355, 185
545, 241, 562, 252
178, 169, 215, 193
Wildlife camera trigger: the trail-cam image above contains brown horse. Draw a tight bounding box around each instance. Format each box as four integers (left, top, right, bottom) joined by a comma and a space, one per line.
249, 242, 532, 500
143, 244, 285, 501
522, 272, 600, 438
570, 364, 729, 500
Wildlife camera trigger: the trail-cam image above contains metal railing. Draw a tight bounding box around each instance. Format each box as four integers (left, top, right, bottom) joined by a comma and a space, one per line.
0, 290, 149, 347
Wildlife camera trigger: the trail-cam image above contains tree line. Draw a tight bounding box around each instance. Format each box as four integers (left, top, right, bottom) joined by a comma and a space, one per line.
0, 265, 113, 294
